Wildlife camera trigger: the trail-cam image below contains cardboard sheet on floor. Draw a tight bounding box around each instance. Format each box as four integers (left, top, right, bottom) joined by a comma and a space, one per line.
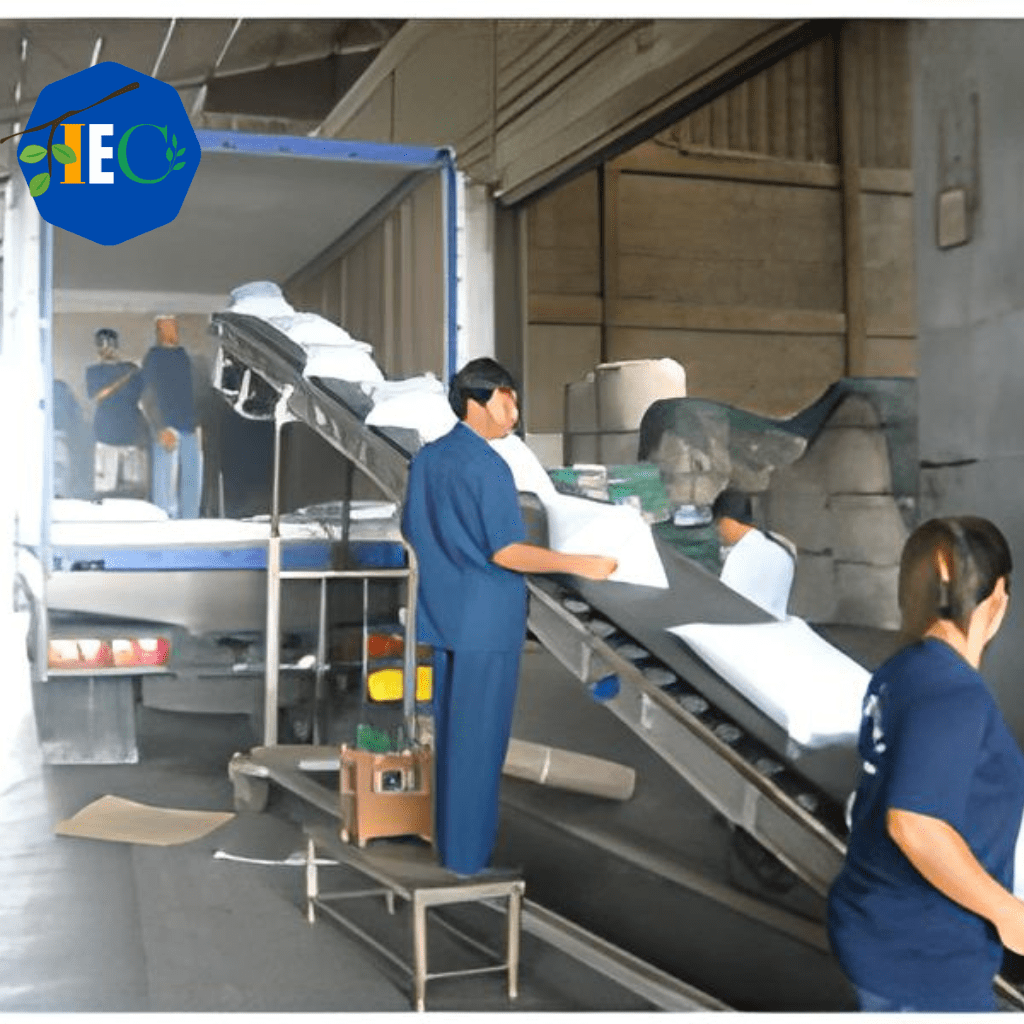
55, 795, 234, 846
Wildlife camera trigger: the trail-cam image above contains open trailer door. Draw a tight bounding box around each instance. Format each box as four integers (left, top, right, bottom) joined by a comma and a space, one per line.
10, 131, 459, 763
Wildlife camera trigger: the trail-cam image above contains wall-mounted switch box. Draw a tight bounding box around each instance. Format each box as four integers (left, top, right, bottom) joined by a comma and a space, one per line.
937, 186, 970, 248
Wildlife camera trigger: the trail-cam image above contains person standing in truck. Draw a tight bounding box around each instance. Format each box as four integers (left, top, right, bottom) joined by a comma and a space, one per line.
86, 328, 148, 498
141, 314, 203, 519
402, 357, 617, 877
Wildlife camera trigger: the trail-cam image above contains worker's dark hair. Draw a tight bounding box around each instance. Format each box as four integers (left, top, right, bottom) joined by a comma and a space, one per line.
899, 515, 1012, 638
449, 357, 518, 419
711, 488, 754, 526
94, 327, 118, 349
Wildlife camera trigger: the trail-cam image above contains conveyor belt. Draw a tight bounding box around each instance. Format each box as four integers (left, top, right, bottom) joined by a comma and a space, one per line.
209, 310, 858, 892
209, 310, 1024, 1010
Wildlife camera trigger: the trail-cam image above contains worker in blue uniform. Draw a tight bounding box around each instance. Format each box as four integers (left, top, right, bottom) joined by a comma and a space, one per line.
402, 358, 618, 876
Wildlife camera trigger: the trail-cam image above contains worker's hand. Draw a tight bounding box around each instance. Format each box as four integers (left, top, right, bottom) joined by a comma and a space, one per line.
574, 555, 619, 581
158, 427, 178, 452
995, 896, 1024, 955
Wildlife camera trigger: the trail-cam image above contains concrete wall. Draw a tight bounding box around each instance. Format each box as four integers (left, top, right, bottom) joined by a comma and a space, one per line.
913, 20, 1024, 741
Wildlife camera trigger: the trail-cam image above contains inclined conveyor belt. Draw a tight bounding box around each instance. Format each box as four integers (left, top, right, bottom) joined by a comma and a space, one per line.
210, 310, 1024, 1010
204, 312, 887, 898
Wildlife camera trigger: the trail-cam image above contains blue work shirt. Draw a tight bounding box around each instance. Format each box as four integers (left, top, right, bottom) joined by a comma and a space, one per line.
86, 361, 145, 445
402, 422, 528, 653
828, 637, 1024, 1011
142, 345, 197, 432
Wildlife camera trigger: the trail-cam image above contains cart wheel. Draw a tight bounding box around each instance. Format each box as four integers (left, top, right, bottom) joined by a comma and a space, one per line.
233, 773, 270, 813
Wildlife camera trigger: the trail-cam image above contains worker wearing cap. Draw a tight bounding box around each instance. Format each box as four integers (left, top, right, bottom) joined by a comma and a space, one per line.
711, 488, 795, 620
85, 328, 148, 497
141, 315, 203, 519
402, 357, 617, 876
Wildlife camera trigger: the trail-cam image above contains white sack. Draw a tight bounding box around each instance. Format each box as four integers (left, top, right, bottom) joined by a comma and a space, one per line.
545, 492, 668, 589
490, 434, 558, 500
272, 313, 373, 354
302, 346, 385, 384
667, 617, 869, 747
361, 374, 446, 401
364, 392, 457, 443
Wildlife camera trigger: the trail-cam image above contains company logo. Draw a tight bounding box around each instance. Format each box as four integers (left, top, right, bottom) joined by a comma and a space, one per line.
2, 61, 200, 245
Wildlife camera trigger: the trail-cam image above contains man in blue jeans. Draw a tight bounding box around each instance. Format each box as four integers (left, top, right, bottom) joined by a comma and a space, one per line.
141, 315, 203, 518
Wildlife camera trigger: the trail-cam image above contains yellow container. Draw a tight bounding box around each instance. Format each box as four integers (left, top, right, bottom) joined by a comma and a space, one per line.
367, 665, 432, 703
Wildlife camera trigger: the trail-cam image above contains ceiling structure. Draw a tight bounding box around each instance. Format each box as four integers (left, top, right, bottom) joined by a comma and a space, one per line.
0, 18, 405, 145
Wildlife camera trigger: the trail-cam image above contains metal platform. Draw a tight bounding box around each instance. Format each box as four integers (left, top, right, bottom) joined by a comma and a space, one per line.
304, 823, 525, 1012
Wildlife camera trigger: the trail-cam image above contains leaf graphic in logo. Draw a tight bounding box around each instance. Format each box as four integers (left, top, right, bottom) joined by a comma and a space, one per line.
172, 134, 178, 149
29, 172, 50, 197
20, 144, 47, 164
52, 143, 77, 164
165, 147, 173, 161
176, 148, 185, 158
173, 162, 185, 171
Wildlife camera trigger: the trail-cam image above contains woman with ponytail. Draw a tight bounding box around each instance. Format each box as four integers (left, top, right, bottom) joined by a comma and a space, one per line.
828, 516, 1024, 1011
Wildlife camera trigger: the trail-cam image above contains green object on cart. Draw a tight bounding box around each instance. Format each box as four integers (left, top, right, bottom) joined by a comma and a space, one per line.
548, 461, 671, 523
355, 722, 394, 753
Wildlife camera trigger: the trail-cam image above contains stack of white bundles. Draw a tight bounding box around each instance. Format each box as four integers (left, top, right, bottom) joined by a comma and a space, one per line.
275, 314, 384, 384
52, 498, 169, 523
227, 281, 296, 320
667, 617, 869, 748
363, 374, 457, 442
488, 435, 667, 588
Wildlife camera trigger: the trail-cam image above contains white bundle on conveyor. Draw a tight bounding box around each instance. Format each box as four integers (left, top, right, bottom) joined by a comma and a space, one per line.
490, 433, 668, 589
224, 283, 667, 586
667, 617, 869, 748
225, 282, 455, 442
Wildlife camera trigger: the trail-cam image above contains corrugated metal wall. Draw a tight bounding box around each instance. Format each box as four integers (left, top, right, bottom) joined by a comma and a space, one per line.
287, 174, 446, 380
526, 21, 916, 435
319, 19, 804, 200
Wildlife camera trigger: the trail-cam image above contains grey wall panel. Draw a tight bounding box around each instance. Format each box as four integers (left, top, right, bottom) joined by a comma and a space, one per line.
913, 19, 1024, 743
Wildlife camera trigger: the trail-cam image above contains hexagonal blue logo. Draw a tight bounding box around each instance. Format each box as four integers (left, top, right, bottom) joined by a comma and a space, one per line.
7, 61, 200, 245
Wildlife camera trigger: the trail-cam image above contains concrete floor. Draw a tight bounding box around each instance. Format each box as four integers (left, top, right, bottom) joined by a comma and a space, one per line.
0, 460, 870, 1017
0, 607, 671, 1013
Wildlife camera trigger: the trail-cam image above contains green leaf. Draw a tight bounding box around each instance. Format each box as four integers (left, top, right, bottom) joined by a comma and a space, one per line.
165, 147, 173, 161
29, 172, 50, 197
172, 161, 185, 171
20, 144, 47, 164
176, 148, 185, 157
52, 143, 77, 164
172, 134, 178, 148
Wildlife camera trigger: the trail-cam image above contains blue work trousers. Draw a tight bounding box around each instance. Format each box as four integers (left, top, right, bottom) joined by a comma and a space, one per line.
151, 429, 203, 519
431, 647, 521, 875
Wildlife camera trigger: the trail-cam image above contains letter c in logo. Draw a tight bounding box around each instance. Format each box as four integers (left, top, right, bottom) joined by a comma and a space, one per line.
117, 124, 172, 183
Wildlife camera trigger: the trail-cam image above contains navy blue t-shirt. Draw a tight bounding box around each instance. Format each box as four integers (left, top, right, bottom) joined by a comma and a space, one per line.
828, 637, 1024, 1010
142, 345, 196, 432
401, 422, 528, 653
86, 361, 145, 445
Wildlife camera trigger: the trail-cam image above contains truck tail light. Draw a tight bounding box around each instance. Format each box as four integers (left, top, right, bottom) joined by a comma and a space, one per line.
48, 637, 171, 670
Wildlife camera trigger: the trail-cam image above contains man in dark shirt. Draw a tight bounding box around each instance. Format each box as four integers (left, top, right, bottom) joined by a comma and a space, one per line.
85, 328, 147, 497
402, 358, 617, 876
141, 315, 202, 518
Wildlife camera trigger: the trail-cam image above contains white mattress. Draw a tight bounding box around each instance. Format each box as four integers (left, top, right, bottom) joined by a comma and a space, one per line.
51, 499, 399, 547
667, 617, 869, 748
